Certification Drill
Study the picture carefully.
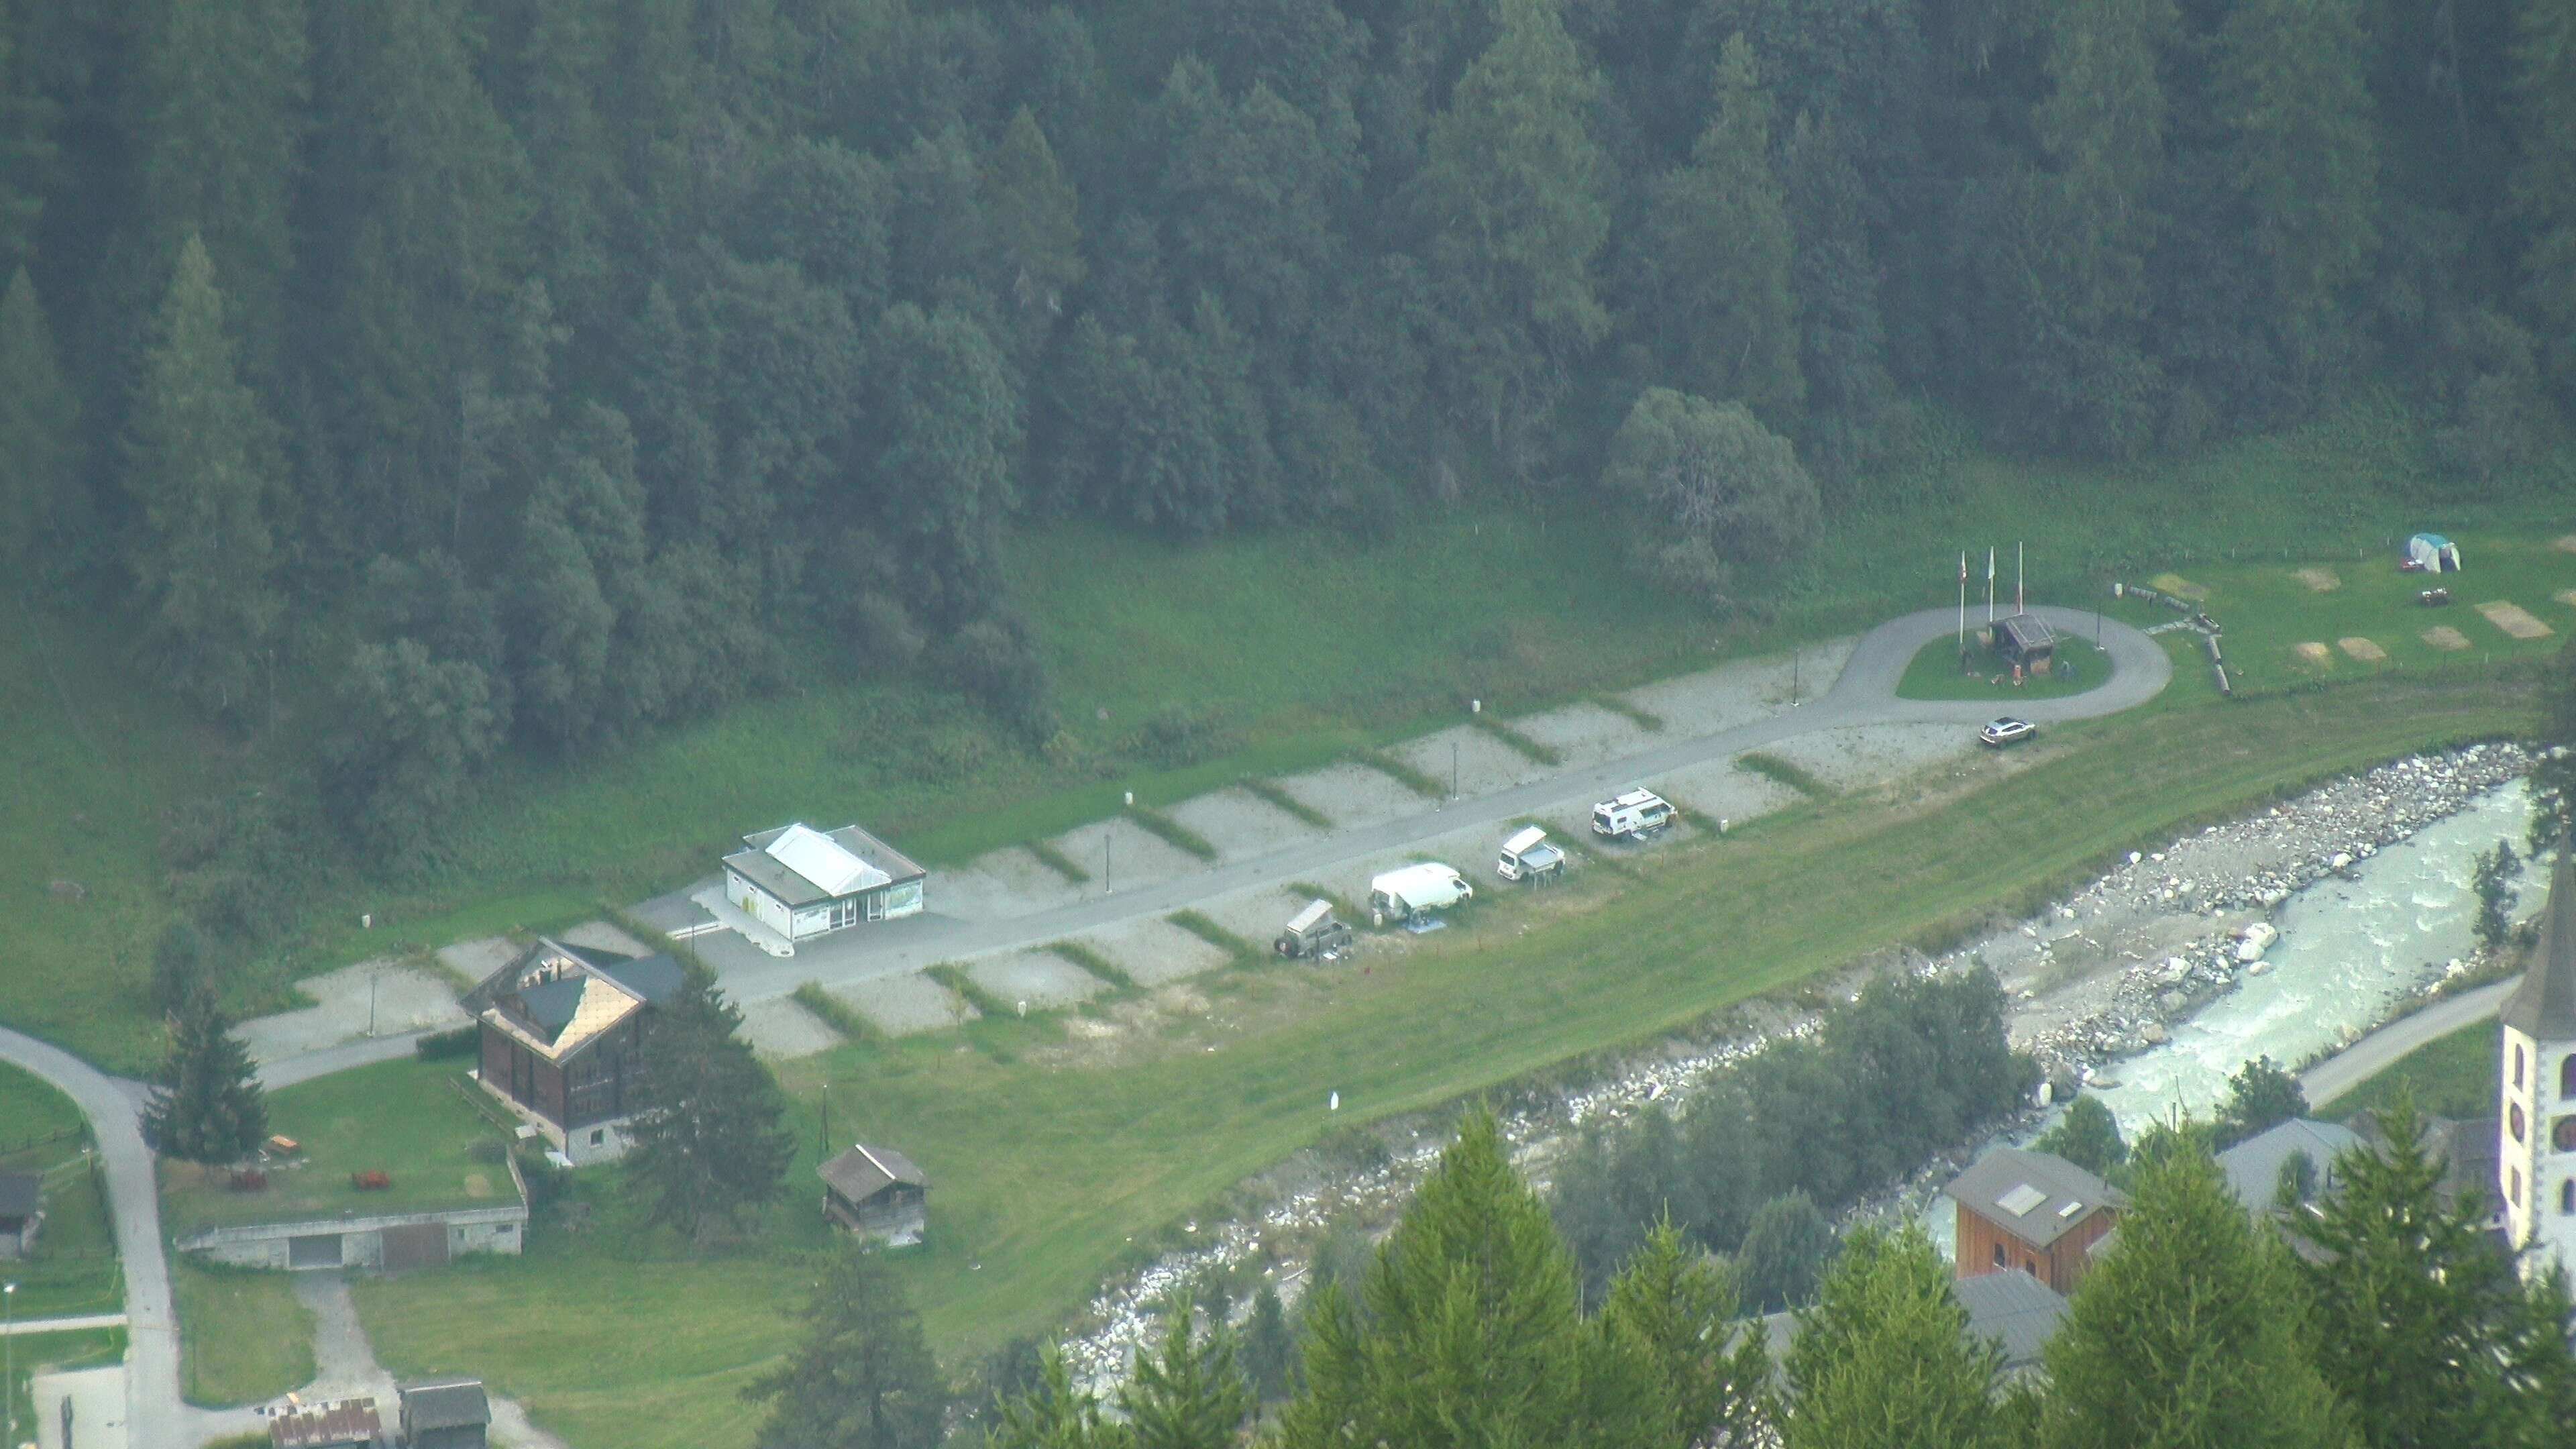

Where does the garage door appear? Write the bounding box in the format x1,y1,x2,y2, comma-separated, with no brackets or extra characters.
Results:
287,1232,343,1268
381,1222,449,1272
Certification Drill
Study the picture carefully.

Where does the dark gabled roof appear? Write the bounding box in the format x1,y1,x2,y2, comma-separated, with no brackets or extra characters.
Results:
1943,1147,2126,1250
1954,1270,2069,1371
400,1377,490,1430
599,954,684,1004
475,937,686,1065
2504,849,2576,1040
0,1169,40,1219
1995,612,2058,651
270,1397,380,1449
819,1143,927,1203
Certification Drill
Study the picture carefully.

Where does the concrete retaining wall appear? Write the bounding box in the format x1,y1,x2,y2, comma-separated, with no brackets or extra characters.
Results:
178,1201,529,1271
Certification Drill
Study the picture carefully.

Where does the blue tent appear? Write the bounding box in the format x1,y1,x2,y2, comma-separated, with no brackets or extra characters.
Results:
2407,533,2462,573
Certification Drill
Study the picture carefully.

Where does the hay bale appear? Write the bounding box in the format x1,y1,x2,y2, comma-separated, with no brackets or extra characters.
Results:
46,879,86,902
2294,642,2333,665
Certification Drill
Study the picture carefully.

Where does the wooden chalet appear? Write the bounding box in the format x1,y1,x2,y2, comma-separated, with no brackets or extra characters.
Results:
467,937,685,1163
820,1142,928,1246
0,1169,40,1258
398,1376,490,1449
1943,1146,2125,1296
1985,612,2059,674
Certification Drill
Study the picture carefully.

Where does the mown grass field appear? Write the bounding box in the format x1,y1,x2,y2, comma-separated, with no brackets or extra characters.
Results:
1,1326,127,1434
2320,1018,2504,1126
172,1260,315,1406
355,667,2536,1449
161,1057,510,1234
0,1061,121,1321
1895,633,2115,702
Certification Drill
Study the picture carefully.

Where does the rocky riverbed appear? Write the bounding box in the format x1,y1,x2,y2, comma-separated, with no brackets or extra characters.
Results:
1052,741,2532,1393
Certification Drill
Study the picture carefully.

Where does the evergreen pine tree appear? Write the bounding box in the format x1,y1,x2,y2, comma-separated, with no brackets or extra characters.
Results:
979,108,1085,357
2300,1091,2544,1449
989,1350,1128,1449
1778,1226,2005,1449
1735,1191,1837,1311
1273,1111,1650,1449
1120,1307,1253,1449
0,264,77,584
1598,1222,1768,1448
2512,0,2576,392
2214,0,2378,396
745,1246,948,1449
1636,34,1803,419
123,234,284,720
1407,0,1611,470
1241,1283,1295,1403
2040,1132,2348,1449
626,965,796,1244
141,1000,268,1167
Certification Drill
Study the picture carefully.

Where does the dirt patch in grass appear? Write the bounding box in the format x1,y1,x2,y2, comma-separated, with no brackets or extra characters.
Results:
2294,567,2341,592
2423,626,2471,651
2555,535,2576,554
2475,600,2553,639
2337,637,2386,661
2148,572,2210,601
2555,589,2576,609
2294,641,2333,665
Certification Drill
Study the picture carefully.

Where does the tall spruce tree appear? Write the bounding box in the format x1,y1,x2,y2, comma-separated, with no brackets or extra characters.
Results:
2300,1093,2551,1449
123,235,283,720
1120,1307,1254,1449
0,264,76,583
745,1246,947,1449
1407,0,1611,470
141,1001,268,1167
1635,34,1803,420
625,966,796,1244
1778,1226,2006,1449
1597,1222,1768,1448
1273,1111,1654,1449
2214,0,2378,396
2040,1131,2349,1449
2512,0,2576,391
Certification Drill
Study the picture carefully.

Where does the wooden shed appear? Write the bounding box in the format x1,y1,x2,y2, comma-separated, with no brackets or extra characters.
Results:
1985,612,2059,674
1943,1146,2124,1297
820,1143,928,1247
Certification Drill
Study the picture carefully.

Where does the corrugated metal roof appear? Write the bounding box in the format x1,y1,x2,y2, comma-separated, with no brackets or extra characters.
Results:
399,1378,489,1431
270,1397,380,1448
819,1142,927,1202
1955,1271,2068,1369
767,822,890,897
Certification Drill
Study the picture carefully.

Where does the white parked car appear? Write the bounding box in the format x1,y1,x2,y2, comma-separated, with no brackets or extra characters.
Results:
1592,788,1674,841
1368,862,1473,922
1497,826,1565,883
1980,716,2037,747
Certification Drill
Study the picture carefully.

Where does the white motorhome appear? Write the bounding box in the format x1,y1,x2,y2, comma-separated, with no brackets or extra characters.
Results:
1591,788,1674,841
1368,862,1473,923
1497,826,1564,883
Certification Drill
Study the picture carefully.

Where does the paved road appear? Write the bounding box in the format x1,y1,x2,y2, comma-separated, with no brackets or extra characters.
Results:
2302,976,2516,1108
641,604,2174,1004
0,1026,183,1449
0,1311,127,1336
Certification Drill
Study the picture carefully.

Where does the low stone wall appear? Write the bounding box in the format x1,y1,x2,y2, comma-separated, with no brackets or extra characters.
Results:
178,1201,529,1271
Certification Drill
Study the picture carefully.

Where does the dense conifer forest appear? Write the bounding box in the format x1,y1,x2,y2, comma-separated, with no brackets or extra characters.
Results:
0,0,2570,861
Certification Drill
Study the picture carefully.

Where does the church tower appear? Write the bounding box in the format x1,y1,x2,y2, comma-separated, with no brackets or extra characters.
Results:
2500,849,2576,1273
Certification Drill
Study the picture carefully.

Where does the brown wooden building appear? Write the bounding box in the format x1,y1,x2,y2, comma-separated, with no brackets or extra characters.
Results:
820,1142,928,1247
1985,612,2060,674
1943,1146,2125,1296
468,938,685,1164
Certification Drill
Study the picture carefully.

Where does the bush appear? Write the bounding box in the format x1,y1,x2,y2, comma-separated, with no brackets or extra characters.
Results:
414,1025,481,1061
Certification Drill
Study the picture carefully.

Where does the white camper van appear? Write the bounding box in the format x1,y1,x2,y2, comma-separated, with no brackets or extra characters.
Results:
1497,826,1565,883
1591,788,1674,841
1368,862,1473,923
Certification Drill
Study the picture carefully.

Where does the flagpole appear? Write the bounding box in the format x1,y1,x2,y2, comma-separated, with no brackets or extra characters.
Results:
1957,551,1966,653
2017,541,2024,616
1986,547,1996,624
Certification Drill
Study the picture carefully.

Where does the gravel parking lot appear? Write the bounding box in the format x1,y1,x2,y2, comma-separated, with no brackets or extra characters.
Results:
1509,701,1656,769
1390,725,1546,797
737,996,844,1059
1621,637,1857,733
1756,721,1980,792
941,847,1088,920
1167,787,1328,861
1273,759,1426,829
1072,915,1235,987
826,971,978,1034
236,961,469,1065
434,934,519,988
1052,816,1206,896
967,949,1114,1009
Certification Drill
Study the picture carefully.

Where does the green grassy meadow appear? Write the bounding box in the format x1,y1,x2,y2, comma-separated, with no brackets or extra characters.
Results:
172,1260,315,1406
0,1061,121,1321
161,1057,511,1234
2320,1018,2504,1126
354,667,2536,1449
1,1326,127,1434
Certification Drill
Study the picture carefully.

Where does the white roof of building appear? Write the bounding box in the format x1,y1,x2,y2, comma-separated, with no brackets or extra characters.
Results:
1372,862,1463,894
766,822,890,897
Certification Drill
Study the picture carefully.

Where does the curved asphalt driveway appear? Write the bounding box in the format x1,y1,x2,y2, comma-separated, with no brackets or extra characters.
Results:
655,604,2174,1006
0,1026,182,1449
